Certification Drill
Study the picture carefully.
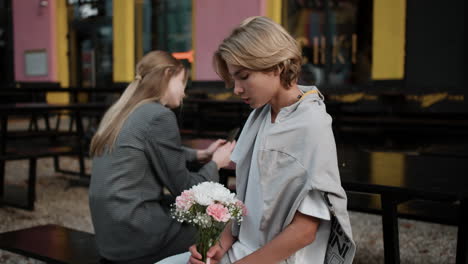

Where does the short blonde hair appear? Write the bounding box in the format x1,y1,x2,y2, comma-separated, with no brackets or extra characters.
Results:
213,16,302,88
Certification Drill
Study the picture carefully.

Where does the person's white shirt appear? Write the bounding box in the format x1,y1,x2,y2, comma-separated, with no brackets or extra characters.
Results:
226,104,330,264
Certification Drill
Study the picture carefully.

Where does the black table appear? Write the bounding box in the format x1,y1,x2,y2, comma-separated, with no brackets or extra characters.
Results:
0,87,124,103
0,103,109,209
0,102,110,114
180,98,250,138
0,102,110,153
337,145,468,264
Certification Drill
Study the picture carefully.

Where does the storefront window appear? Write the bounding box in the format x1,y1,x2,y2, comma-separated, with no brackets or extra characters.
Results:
135,0,192,68
284,0,372,86
68,0,113,88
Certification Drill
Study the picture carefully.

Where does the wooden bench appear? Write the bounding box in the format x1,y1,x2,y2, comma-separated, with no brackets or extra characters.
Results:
0,224,101,264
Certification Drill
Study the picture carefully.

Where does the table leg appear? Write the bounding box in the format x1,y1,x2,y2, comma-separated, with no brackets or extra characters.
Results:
69,115,75,132
381,193,400,264
44,113,51,131
0,116,7,198
75,112,86,178
0,159,3,198
55,113,61,130
27,158,36,210
456,197,468,264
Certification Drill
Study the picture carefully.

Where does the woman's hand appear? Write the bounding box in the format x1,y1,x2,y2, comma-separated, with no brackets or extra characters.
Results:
211,141,236,169
188,243,227,264
197,139,226,163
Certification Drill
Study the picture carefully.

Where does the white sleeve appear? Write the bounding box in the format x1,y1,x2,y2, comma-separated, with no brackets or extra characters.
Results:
297,190,331,221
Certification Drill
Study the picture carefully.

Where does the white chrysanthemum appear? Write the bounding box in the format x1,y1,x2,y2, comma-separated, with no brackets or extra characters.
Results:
210,186,235,204
191,182,235,205
192,191,214,206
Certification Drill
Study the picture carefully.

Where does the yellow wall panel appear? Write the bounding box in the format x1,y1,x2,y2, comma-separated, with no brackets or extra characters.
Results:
372,0,406,80
135,0,144,63
191,0,196,80
266,0,282,25
113,0,135,82
369,152,405,208
371,152,405,186
48,0,69,103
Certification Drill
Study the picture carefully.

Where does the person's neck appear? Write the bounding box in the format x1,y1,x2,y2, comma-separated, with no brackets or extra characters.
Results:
270,83,302,123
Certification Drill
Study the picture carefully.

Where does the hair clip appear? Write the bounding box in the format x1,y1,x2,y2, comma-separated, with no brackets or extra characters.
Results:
135,75,142,81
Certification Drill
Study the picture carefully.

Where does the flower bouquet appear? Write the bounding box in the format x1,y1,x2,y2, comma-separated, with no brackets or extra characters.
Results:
171,182,247,263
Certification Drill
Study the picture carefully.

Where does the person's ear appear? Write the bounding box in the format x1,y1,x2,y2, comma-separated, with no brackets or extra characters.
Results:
274,64,284,76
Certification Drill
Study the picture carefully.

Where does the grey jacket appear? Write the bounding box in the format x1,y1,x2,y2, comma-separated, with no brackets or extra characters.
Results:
231,86,355,264
89,102,219,261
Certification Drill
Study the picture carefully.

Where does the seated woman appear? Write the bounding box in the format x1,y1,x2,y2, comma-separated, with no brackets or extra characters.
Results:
158,16,356,264
88,51,235,264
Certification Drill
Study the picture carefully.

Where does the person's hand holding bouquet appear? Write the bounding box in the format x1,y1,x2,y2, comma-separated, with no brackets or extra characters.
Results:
171,182,247,264
189,241,226,264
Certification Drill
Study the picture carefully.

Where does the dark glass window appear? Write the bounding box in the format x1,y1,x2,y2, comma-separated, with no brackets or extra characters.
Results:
68,0,113,88
0,0,13,85
135,0,192,68
284,0,372,86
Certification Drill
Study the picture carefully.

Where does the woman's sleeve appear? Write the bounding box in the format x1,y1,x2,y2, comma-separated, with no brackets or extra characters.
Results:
144,111,219,195
181,146,197,162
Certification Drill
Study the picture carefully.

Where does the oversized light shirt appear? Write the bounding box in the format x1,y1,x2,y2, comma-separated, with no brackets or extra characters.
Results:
226,103,331,264
229,86,356,264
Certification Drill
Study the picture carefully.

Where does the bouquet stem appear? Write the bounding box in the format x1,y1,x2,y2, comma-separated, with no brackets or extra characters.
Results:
196,227,216,263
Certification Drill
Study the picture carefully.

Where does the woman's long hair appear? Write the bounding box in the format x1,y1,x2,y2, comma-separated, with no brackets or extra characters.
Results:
90,51,187,157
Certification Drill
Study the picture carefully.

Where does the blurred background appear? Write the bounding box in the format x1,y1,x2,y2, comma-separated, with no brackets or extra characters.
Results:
0,0,466,263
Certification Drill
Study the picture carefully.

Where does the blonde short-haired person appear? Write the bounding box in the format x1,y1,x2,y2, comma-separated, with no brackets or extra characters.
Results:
89,51,235,264
157,16,355,264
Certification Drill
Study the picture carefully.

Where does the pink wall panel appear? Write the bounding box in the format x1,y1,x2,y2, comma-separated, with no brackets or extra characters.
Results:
194,0,263,80
13,0,57,82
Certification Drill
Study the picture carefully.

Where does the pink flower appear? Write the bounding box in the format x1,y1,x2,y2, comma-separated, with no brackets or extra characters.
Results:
176,190,194,211
236,200,248,216
206,203,231,222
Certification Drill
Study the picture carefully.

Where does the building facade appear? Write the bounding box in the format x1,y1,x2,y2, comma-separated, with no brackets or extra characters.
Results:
1,0,465,109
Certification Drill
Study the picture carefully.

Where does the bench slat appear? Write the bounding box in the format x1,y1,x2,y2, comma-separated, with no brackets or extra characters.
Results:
0,224,100,264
